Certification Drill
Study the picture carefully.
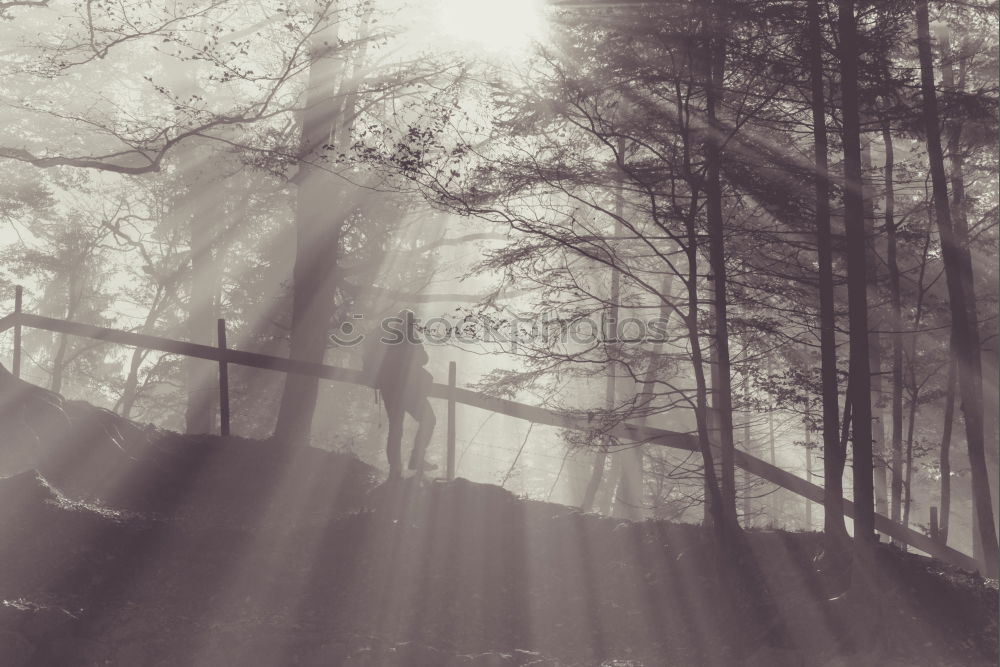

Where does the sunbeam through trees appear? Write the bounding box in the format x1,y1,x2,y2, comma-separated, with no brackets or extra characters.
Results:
0,0,997,665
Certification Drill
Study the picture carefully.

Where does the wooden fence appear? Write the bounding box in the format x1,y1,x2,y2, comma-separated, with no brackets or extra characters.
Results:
0,286,980,572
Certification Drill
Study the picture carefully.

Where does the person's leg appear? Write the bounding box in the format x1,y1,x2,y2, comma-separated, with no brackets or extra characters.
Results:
384,392,404,480
406,397,436,472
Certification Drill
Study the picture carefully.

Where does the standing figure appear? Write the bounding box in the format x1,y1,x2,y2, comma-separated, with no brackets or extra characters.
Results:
363,312,437,480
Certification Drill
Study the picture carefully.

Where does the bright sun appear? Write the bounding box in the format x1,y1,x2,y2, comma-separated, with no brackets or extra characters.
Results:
435,0,546,54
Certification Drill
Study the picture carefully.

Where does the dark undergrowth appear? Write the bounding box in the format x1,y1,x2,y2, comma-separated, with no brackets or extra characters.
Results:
0,390,995,667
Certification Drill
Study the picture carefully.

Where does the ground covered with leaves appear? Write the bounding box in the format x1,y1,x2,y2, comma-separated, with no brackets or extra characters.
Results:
0,387,996,666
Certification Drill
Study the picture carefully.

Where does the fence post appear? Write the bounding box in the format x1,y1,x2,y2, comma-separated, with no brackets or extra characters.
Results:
217,318,230,437
12,285,22,378
447,360,456,481
930,506,939,543
805,444,812,530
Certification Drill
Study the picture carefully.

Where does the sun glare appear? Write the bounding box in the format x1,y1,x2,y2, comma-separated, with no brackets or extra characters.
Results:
435,0,545,54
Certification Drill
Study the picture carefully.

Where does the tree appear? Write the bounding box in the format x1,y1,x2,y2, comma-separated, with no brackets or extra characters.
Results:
914,0,998,575
805,0,848,544
837,0,876,545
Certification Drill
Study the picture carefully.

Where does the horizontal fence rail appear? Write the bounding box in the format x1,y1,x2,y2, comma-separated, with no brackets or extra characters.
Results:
0,309,979,572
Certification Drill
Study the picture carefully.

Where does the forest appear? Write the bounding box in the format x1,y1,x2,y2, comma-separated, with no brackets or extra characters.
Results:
0,0,997,665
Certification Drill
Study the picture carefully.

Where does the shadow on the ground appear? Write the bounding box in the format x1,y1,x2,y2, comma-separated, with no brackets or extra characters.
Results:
0,384,995,667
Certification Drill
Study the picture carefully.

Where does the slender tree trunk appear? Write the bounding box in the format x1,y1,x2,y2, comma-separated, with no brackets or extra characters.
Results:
672,16,733,543
614,414,646,519
901,370,919,540
614,446,645,519
840,377,853,456
50,273,81,394
704,4,737,525
687,235,730,541
118,287,169,419
768,366,776,466
884,123,904,533
863,141,889,518
895,216,935,553
743,373,752,525
581,450,607,513
706,327,720,527
625,264,679,518
609,139,645,521
936,27,959,550
120,349,145,419
938,24,984,554
598,454,621,516
838,0,876,544
915,0,998,575
901,321,929,545
767,359,777,520
805,412,813,529
807,0,848,542
938,27,972,297
681,180,731,539
634,272,677,425
585,147,625,514
939,349,956,545
50,333,69,394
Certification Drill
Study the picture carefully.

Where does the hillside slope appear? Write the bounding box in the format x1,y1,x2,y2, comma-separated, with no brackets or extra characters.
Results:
0,379,995,666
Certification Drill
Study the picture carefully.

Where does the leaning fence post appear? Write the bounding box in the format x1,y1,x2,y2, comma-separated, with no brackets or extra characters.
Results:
930,506,939,543
447,360,456,481
12,285,22,378
217,318,230,437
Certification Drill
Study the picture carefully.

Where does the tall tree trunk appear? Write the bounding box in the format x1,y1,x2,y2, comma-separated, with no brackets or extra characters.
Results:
938,27,971,286
863,141,889,518
609,140,646,521
686,227,730,541
915,0,998,575
672,12,732,543
274,5,379,447
680,168,729,539
704,3,737,527
837,0,876,544
937,22,979,551
701,15,778,630
884,123,904,533
807,0,848,542
272,19,349,447
185,188,219,435
898,236,933,550
584,146,625,514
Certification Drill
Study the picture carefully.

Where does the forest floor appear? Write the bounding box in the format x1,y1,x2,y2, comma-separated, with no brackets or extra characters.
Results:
0,392,996,667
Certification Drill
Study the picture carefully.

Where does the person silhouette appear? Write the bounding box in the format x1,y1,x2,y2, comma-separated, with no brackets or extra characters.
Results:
363,311,437,480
